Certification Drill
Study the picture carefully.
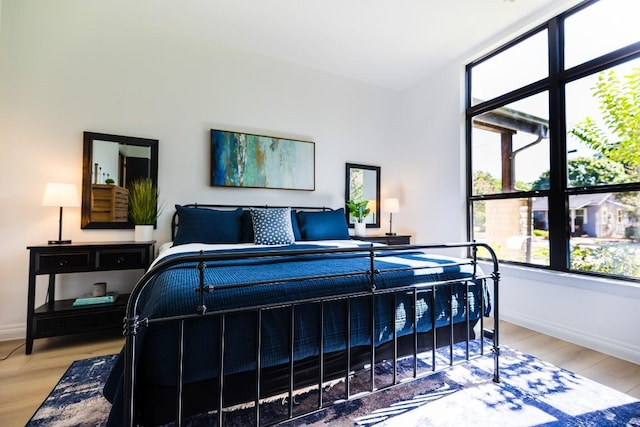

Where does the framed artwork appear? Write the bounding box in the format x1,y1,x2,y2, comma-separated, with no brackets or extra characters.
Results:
210,129,315,191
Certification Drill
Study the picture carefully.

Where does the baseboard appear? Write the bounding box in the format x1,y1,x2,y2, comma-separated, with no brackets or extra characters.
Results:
502,310,640,365
0,323,25,342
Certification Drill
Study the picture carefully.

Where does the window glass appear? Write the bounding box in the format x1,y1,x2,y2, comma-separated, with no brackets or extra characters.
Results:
565,0,640,69
472,92,550,194
566,58,640,188
471,30,548,105
468,0,640,280
472,197,549,265
569,191,640,279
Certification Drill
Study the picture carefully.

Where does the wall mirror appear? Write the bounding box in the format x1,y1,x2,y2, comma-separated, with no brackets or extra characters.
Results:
345,163,380,228
81,131,158,229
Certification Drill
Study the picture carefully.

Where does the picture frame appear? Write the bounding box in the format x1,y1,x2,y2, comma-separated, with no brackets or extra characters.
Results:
210,129,315,191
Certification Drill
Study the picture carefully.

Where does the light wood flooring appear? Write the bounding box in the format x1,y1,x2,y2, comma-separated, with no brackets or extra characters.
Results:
1,321,639,426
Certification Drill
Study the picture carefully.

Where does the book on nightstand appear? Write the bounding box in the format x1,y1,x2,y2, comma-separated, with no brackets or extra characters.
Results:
72,291,120,307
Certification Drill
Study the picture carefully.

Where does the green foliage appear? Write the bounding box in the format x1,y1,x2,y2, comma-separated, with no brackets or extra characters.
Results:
515,180,533,191
473,171,501,195
129,178,163,225
346,200,370,223
571,243,640,278
531,156,631,190
532,245,549,262
570,67,640,172
626,226,639,241
533,229,548,239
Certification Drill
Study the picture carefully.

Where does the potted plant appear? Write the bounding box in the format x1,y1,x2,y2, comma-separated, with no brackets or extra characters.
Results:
129,178,163,241
346,200,370,236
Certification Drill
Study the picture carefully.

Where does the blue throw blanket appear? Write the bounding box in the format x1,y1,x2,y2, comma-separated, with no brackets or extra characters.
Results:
104,243,490,425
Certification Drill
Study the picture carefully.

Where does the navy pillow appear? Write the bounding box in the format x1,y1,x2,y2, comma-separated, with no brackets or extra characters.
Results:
173,205,243,246
290,210,302,241
297,208,350,241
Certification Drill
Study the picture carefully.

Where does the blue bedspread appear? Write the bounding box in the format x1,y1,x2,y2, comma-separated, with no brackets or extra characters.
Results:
104,242,491,424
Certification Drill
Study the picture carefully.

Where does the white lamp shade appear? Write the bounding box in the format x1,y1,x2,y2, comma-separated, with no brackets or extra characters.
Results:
42,183,80,207
382,198,400,213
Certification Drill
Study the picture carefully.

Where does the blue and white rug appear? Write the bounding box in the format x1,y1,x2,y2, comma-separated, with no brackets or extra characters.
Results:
27,354,117,426
27,346,640,426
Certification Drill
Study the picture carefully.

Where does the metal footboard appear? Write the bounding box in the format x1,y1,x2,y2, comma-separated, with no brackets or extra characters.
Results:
122,242,500,426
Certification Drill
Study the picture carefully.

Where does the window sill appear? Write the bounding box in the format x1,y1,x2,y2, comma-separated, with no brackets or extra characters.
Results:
478,261,640,299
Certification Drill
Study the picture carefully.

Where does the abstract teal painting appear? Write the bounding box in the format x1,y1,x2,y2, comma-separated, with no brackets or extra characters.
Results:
210,130,315,190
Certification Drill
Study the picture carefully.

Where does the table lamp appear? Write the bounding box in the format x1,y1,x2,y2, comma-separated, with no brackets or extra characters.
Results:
382,198,400,236
42,183,80,244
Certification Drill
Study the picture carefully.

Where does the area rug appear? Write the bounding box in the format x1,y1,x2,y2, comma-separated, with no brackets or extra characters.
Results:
27,345,640,426
27,354,117,426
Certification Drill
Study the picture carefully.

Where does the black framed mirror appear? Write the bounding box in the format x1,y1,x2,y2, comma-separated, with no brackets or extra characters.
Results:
81,132,158,229
345,163,380,228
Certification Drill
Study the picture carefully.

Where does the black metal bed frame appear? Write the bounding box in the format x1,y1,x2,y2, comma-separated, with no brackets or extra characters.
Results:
120,239,500,426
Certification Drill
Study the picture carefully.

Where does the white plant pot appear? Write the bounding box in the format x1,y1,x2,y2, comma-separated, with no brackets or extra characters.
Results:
354,222,367,237
134,225,154,242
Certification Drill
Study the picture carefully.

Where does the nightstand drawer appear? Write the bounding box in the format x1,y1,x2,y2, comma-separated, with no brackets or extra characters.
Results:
34,307,125,336
96,248,148,270
354,235,411,245
35,252,92,274
384,235,411,245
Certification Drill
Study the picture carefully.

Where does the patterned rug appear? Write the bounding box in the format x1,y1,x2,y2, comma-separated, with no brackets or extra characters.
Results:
27,345,640,426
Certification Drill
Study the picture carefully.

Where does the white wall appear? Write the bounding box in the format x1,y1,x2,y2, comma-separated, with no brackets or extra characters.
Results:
497,264,640,364
0,1,401,339
396,63,467,244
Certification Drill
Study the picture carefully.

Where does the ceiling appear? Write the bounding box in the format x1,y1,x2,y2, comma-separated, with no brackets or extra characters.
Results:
141,0,580,91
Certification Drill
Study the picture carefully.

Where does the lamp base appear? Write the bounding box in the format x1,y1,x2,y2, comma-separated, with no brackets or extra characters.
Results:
385,232,396,236
48,239,72,245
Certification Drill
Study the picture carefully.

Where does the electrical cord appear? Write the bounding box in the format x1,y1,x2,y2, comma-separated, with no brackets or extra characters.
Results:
0,341,25,361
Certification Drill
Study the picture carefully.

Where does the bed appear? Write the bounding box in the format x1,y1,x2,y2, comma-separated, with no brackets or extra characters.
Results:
103,204,500,426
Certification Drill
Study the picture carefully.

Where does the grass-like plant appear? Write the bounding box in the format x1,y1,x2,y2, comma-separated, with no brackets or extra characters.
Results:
128,178,163,225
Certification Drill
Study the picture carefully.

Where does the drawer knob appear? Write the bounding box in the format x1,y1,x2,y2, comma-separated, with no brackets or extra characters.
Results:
58,259,69,267
117,256,125,264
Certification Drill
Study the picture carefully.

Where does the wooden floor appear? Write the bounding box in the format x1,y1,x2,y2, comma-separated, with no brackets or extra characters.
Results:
1,321,639,426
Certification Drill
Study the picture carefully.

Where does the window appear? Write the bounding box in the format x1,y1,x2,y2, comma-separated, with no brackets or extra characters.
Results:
466,0,640,281
470,30,548,105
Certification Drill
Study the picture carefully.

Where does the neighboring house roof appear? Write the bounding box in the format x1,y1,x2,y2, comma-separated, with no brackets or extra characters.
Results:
532,193,616,211
569,193,612,210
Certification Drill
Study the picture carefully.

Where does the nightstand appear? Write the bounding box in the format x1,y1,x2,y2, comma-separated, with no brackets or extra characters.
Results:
25,241,155,354
353,234,411,245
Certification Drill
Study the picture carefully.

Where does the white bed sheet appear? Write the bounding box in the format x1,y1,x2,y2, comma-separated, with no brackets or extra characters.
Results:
152,240,380,269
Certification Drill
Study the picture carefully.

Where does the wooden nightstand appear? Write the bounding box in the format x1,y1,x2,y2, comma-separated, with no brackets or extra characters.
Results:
353,234,411,245
25,241,155,354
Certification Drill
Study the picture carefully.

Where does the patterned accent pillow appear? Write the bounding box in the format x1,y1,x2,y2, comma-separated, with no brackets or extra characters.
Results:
250,207,295,245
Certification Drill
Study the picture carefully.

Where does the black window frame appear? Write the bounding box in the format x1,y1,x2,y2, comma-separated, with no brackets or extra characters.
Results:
466,0,640,282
